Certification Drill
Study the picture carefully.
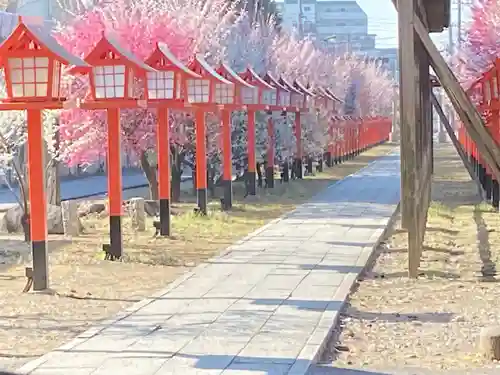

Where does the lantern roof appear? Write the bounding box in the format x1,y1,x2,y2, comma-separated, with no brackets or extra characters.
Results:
324,87,344,103
263,72,288,91
84,33,155,72
0,19,90,72
188,54,232,85
240,67,275,90
216,63,254,88
294,80,314,97
279,76,302,95
312,86,329,98
145,42,201,78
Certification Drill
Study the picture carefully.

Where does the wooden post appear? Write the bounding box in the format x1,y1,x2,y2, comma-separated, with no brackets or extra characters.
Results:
247,109,257,195
27,109,49,291
221,110,233,209
107,108,123,260
295,112,303,178
398,0,417,230
195,109,208,214
266,113,275,188
157,107,171,236
398,0,420,277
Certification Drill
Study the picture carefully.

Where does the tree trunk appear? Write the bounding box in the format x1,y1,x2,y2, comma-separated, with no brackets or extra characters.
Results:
171,146,183,202
140,151,158,200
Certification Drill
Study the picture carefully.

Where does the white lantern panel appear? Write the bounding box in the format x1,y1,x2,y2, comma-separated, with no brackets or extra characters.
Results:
279,91,290,106
215,83,234,104
291,93,301,107
93,64,126,99
147,71,175,100
241,86,257,105
494,77,499,99
270,90,277,105
8,56,51,97
187,78,210,103
261,90,272,105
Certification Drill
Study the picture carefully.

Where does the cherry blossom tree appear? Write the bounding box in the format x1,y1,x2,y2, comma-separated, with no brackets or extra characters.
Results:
53,0,394,201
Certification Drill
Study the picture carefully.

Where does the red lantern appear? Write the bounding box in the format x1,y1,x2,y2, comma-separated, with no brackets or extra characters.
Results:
0,17,90,291
144,42,201,105
240,67,276,111
293,80,314,112
144,42,203,236
186,55,234,214
0,18,89,104
279,76,303,111
187,54,234,107
83,33,154,103
263,72,290,111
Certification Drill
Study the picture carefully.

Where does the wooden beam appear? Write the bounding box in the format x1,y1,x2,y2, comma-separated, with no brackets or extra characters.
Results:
398,0,420,277
431,91,484,197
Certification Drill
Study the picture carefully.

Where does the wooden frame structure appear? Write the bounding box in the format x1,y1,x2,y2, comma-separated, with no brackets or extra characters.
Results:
395,0,500,277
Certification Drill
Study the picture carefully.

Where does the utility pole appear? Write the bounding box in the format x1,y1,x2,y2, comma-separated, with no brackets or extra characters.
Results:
457,0,462,48
298,0,304,38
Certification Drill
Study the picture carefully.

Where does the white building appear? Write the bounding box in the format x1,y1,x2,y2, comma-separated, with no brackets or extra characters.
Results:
277,0,375,54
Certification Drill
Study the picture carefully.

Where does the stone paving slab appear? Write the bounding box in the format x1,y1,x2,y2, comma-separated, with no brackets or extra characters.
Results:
18,152,401,375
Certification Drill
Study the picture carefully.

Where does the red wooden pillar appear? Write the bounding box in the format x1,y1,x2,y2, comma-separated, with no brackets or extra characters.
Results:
107,108,123,260
295,112,303,179
157,107,171,236
266,113,275,188
27,109,49,291
221,110,233,209
328,119,334,166
195,109,208,214
247,109,257,195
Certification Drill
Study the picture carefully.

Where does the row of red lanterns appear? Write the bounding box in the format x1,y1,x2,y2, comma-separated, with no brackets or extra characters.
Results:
0,18,389,291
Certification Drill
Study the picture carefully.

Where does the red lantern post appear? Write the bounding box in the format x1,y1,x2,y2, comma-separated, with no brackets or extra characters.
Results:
144,42,201,235
0,18,90,290
240,67,276,194
216,63,258,209
187,55,234,215
80,34,155,260
294,80,316,172
263,72,290,186
279,77,306,175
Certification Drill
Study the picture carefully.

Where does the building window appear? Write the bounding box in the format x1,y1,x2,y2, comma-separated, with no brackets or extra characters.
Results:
336,22,346,26
304,6,311,11
325,8,332,12
340,7,346,12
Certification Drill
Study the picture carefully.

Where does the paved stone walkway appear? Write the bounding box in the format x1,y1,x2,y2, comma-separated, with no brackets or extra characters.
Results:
18,152,401,375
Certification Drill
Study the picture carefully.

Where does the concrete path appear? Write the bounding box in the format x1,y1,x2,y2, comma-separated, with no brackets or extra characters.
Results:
18,152,401,375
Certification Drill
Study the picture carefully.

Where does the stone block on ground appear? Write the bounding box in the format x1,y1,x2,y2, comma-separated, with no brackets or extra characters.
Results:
129,198,146,231
480,326,500,360
47,204,64,234
78,202,106,217
62,200,81,236
2,205,24,233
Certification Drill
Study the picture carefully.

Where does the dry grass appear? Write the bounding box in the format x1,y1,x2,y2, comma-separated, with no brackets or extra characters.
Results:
0,144,394,371
325,143,500,373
